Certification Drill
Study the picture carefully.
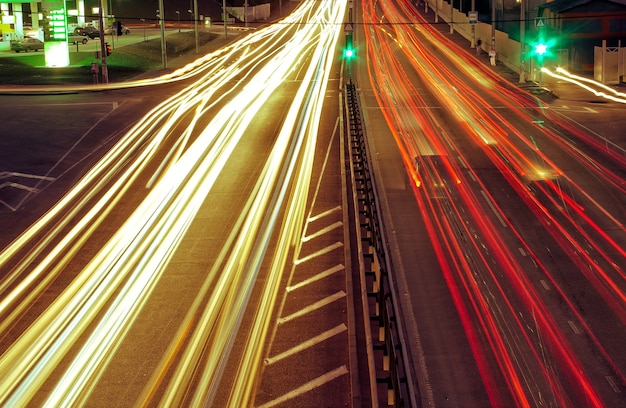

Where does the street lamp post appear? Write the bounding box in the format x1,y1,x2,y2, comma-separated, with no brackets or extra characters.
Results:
450,0,454,34
97,0,108,83
471,0,476,48
176,10,180,32
223,0,227,38
245,0,248,28
141,18,147,42
157,1,167,69
194,0,199,53
491,0,496,53
519,0,527,82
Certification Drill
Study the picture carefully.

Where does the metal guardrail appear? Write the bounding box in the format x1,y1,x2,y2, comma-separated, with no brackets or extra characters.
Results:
345,81,417,407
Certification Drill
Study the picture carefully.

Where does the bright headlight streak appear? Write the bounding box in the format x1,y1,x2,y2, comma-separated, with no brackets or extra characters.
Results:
0,26,293,273
13,2,342,404
136,4,344,407
0,7,298,273
0,15,304,408
542,67,626,104
3,1,344,404
159,16,338,408
0,9,298,324
228,11,344,407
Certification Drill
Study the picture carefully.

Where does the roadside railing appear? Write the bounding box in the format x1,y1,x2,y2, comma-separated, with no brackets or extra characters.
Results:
345,81,417,407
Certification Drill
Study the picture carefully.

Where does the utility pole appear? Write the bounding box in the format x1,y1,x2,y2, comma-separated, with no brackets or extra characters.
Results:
194,0,199,53
470,0,475,48
223,0,228,38
491,0,496,52
245,0,248,29
98,0,108,83
519,0,526,82
450,0,454,34
158,0,167,69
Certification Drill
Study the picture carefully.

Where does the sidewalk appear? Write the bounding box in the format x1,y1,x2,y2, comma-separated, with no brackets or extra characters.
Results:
417,5,625,107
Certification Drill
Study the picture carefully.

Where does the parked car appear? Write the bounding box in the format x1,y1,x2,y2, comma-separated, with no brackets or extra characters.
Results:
81,26,101,39
104,24,130,35
68,34,88,44
10,37,44,52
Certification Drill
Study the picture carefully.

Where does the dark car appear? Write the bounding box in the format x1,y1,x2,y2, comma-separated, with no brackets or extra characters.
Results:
10,37,44,53
81,26,100,39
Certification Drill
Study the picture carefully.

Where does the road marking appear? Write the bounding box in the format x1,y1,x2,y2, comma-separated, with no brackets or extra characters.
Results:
0,173,58,210
302,221,343,242
265,324,348,365
568,320,581,334
605,375,620,393
0,182,40,193
0,172,56,181
551,106,600,114
295,241,343,265
256,365,348,408
307,205,341,222
480,190,507,227
518,247,527,256
278,291,346,324
287,264,344,292
15,102,120,110
540,280,550,290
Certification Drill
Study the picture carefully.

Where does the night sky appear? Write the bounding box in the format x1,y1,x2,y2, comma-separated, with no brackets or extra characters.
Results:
85,0,227,23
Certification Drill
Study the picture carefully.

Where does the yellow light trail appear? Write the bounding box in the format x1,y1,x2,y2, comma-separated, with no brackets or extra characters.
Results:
0,0,348,405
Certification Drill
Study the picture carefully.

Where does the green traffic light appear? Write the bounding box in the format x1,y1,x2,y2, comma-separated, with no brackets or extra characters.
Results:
344,33,354,59
535,43,548,56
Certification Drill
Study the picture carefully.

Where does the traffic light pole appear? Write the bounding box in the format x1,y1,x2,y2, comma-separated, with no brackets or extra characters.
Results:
159,0,167,69
519,0,526,83
491,0,496,55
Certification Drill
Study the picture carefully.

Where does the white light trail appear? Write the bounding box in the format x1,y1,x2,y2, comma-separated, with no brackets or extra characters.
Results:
542,67,626,104
0,0,348,405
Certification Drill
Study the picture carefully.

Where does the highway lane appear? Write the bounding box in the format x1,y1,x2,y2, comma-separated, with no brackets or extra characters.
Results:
0,1,355,406
356,0,625,406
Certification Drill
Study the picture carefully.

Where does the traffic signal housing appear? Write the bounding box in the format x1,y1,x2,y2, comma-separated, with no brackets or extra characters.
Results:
344,33,355,60
106,42,111,56
530,37,557,60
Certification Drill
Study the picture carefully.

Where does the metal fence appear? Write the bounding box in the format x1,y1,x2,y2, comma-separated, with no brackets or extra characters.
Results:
345,81,417,407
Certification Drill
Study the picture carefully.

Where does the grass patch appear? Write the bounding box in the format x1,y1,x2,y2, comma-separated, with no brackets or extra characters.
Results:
0,31,218,85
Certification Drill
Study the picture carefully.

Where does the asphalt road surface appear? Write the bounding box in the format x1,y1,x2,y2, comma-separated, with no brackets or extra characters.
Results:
355,0,625,406
0,2,362,406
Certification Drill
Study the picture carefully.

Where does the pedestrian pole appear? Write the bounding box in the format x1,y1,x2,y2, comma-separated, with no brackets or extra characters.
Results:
519,0,528,84
470,0,475,48
194,0,199,53
159,0,167,69
223,0,228,38
98,0,108,83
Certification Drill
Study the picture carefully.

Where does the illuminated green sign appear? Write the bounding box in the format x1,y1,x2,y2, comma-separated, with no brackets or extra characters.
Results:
43,2,70,67
49,7,68,41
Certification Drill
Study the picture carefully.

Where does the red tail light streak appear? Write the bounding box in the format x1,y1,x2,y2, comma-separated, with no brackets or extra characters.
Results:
363,0,624,405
